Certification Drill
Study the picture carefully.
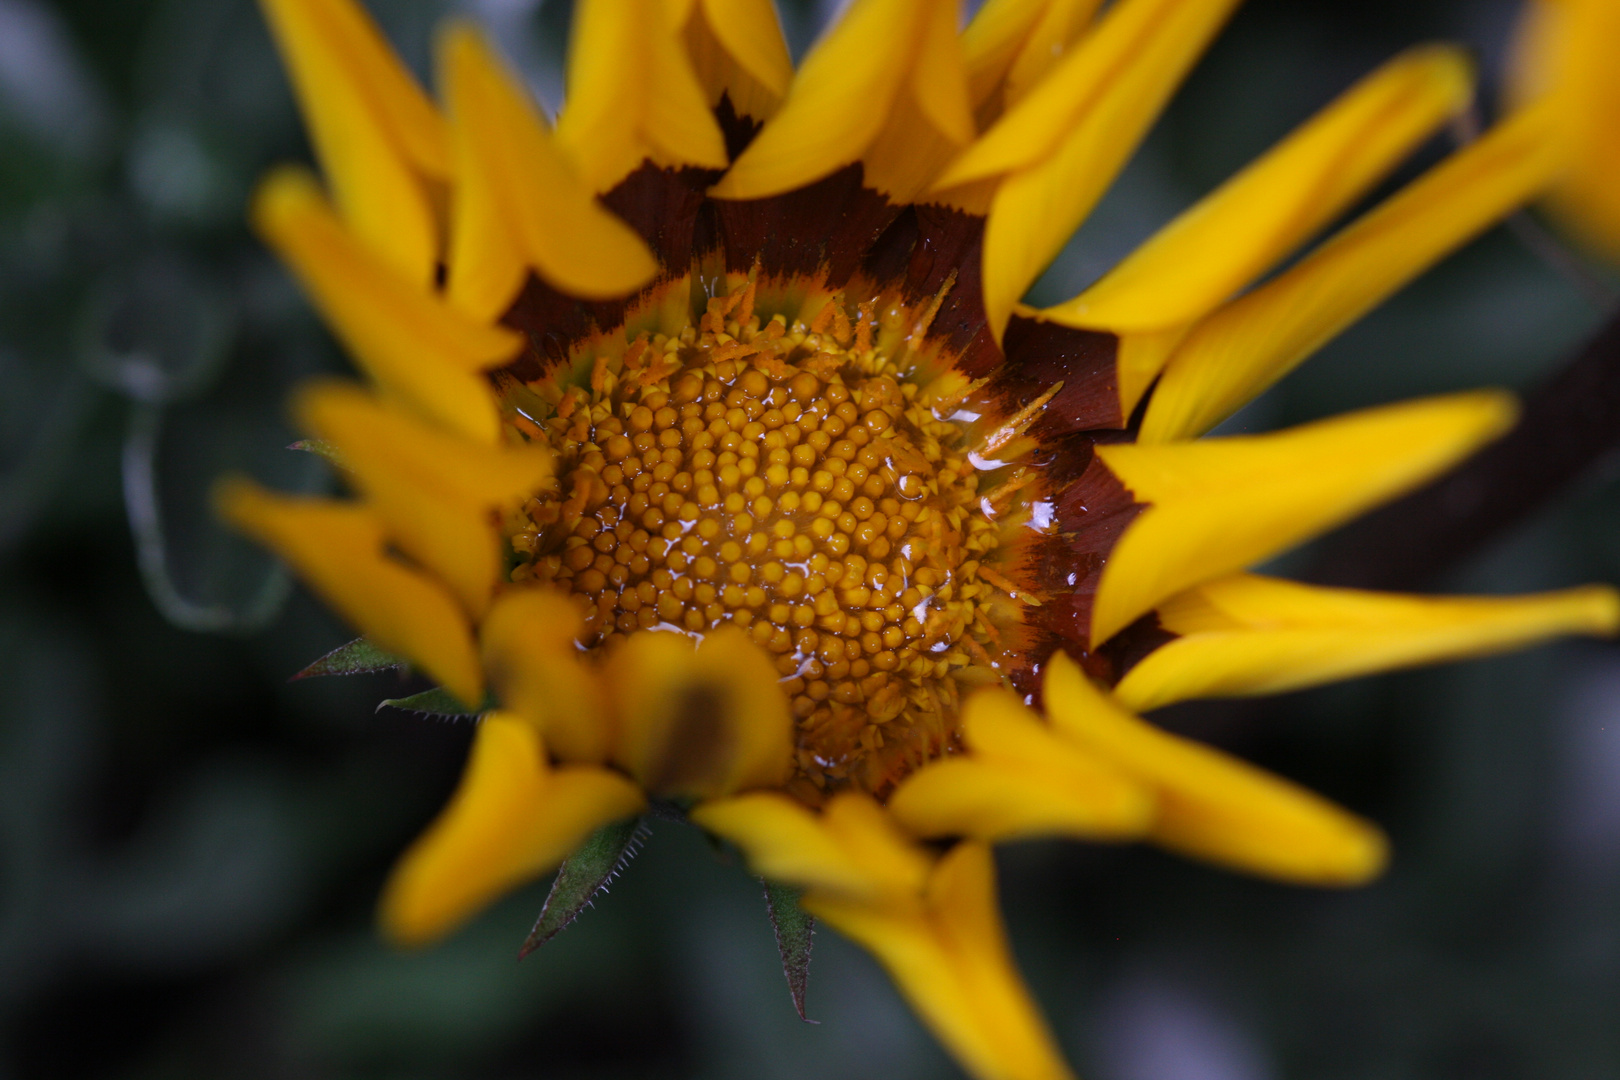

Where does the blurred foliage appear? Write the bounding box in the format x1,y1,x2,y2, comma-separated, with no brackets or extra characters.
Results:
3,0,1620,1077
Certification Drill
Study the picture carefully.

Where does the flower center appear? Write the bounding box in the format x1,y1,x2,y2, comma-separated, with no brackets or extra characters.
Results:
503,286,1010,800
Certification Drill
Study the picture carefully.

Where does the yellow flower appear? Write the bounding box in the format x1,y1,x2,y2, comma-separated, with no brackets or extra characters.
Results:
221,0,1620,1077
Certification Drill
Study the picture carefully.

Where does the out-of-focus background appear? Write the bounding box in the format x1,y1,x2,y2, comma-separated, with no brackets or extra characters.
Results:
3,0,1619,1076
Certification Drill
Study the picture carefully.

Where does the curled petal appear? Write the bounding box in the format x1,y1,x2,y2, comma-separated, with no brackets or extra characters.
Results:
251,169,517,443
439,23,659,310
711,0,927,199
1140,105,1562,442
257,0,446,283
481,588,611,764
379,713,645,946
1045,654,1388,885
684,0,793,120
805,843,1075,1080
1116,574,1620,712
295,381,552,613
693,790,933,902
609,627,792,798
1091,391,1518,646
940,0,1242,335
556,0,728,192
1043,45,1475,334
216,479,482,707
889,688,1153,841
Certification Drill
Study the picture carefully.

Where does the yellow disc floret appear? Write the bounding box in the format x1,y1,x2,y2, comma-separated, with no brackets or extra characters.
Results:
503,285,1008,800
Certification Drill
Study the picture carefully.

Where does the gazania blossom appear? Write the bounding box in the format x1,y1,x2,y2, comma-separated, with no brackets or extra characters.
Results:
221,0,1620,1076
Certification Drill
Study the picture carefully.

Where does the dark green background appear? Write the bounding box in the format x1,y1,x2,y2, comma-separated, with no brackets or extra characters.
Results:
4,0,1619,1076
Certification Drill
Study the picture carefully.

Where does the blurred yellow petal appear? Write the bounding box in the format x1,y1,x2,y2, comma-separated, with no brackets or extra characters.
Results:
710,0,926,199
257,0,446,285
1508,0,1620,261
251,168,515,444
644,4,733,168
1044,45,1474,333
806,843,1075,1080
1045,653,1387,885
1091,391,1517,646
819,792,935,896
1140,105,1562,442
999,0,1104,113
555,0,651,189
938,0,1236,187
557,0,727,191
439,23,659,308
1114,322,1190,421
962,0,1050,111
889,688,1153,841
860,0,977,201
608,627,791,798
957,0,1242,335
1116,574,1620,712
295,381,551,614
216,478,483,706
378,713,646,946
908,0,975,147
700,0,793,102
690,792,891,900
481,589,612,764
682,0,794,121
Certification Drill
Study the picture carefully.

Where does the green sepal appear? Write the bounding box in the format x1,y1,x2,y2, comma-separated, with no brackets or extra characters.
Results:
288,438,345,468
293,637,406,680
519,816,648,959
763,879,817,1023
377,686,493,717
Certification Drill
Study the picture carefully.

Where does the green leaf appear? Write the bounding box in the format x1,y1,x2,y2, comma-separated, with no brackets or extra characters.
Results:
293,637,407,680
763,879,817,1023
377,686,487,717
520,817,648,959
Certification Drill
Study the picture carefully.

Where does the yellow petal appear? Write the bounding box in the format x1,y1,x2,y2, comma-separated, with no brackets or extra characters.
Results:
961,0,1243,335
1090,391,1518,646
690,792,896,900
709,0,926,199
608,627,791,798
1115,574,1620,712
908,0,976,147
682,0,793,122
999,0,1105,112
697,0,793,107
819,792,935,897
1044,45,1474,333
1114,322,1190,421
257,0,446,285
859,0,977,201
962,0,1051,111
378,713,646,946
805,843,1075,1080
555,0,651,190
644,4,734,168
439,23,659,308
251,168,516,444
1140,104,1563,443
1045,653,1387,884
556,0,728,191
294,380,552,614
480,588,612,764
216,478,483,706
1508,0,1620,261
888,688,1153,841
